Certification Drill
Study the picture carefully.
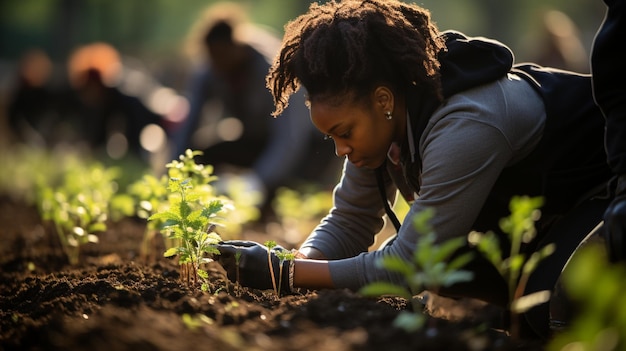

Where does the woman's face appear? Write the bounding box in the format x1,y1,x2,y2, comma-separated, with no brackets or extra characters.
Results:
309,88,399,170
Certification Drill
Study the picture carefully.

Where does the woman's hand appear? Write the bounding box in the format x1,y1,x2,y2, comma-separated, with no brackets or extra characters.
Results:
215,240,291,293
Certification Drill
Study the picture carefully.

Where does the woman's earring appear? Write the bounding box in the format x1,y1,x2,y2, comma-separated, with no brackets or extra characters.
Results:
385,111,393,120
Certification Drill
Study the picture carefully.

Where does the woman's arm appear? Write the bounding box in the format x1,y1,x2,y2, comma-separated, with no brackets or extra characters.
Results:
298,161,390,259
293,259,334,289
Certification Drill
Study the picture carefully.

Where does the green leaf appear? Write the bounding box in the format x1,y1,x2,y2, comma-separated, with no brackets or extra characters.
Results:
447,252,474,272
204,246,220,256
474,231,502,268
197,269,208,279
393,311,426,332
359,282,412,300
511,290,551,313
148,211,180,222
206,232,222,242
179,200,192,220
430,237,465,263
88,222,107,233
508,255,525,275
164,247,179,257
441,270,474,287
376,255,414,276
205,200,224,215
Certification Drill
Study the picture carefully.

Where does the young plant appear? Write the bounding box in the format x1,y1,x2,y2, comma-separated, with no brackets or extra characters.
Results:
113,172,170,262
275,248,296,296
264,240,279,295
38,156,120,265
468,195,554,337
140,149,221,262
360,208,475,332
261,240,296,296
166,149,261,240
149,177,225,291
234,250,242,296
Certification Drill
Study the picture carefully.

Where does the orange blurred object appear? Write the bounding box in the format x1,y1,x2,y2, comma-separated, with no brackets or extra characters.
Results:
67,42,121,88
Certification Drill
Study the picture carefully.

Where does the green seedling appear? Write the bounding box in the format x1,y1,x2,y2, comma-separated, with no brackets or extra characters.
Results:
141,149,223,263
264,240,279,295
149,177,225,291
117,149,218,262
165,149,262,241
275,248,296,296
468,195,553,338
360,208,474,332
38,156,120,265
262,240,295,296
114,172,170,262
234,250,242,296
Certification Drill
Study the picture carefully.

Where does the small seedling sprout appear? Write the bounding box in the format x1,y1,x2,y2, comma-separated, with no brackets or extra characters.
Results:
149,176,225,290
275,248,296,296
38,156,119,265
234,250,242,296
264,240,279,295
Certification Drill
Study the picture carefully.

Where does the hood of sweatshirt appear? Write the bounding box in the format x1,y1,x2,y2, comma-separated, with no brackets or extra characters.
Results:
397,31,515,194
439,30,514,98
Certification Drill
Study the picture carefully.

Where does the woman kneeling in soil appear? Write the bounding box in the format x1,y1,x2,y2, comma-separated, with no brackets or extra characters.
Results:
216,0,614,340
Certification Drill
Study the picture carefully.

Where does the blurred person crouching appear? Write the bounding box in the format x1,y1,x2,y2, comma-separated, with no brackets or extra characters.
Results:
59,42,187,170
172,2,343,220
6,49,60,148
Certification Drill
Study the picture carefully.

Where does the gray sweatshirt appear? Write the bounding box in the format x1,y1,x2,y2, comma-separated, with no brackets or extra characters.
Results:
300,73,545,290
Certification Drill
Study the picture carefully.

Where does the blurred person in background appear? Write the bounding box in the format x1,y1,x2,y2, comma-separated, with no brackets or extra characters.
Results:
6,49,61,147
531,10,589,73
171,2,343,218
58,42,186,168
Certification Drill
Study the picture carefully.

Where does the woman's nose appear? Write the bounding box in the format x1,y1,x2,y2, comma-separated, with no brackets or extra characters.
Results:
335,142,351,158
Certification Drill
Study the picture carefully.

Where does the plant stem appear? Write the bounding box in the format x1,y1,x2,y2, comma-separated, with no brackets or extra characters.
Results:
267,250,277,295
278,261,284,296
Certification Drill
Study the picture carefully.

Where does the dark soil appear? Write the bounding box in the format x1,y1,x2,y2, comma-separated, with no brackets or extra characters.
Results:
0,196,546,351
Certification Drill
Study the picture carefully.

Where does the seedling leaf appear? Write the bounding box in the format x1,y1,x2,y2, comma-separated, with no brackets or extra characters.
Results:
375,255,414,276
360,282,412,300
164,247,179,257
511,290,551,313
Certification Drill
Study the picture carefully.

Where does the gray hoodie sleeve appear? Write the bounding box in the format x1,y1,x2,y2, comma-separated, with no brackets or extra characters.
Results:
299,160,391,259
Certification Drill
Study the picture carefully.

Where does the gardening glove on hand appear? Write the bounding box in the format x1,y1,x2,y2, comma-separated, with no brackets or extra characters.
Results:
604,174,626,263
216,240,292,294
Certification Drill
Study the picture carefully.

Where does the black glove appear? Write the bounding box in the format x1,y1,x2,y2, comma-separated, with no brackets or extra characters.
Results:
216,240,292,294
604,191,626,263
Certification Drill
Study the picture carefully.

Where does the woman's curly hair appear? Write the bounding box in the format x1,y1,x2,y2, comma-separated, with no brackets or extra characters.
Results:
266,0,446,117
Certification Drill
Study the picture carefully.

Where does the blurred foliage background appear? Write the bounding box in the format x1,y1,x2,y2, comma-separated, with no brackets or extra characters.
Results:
0,0,607,84
0,0,608,173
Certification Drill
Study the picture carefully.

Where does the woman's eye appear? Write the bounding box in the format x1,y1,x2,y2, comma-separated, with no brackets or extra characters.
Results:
323,130,350,140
